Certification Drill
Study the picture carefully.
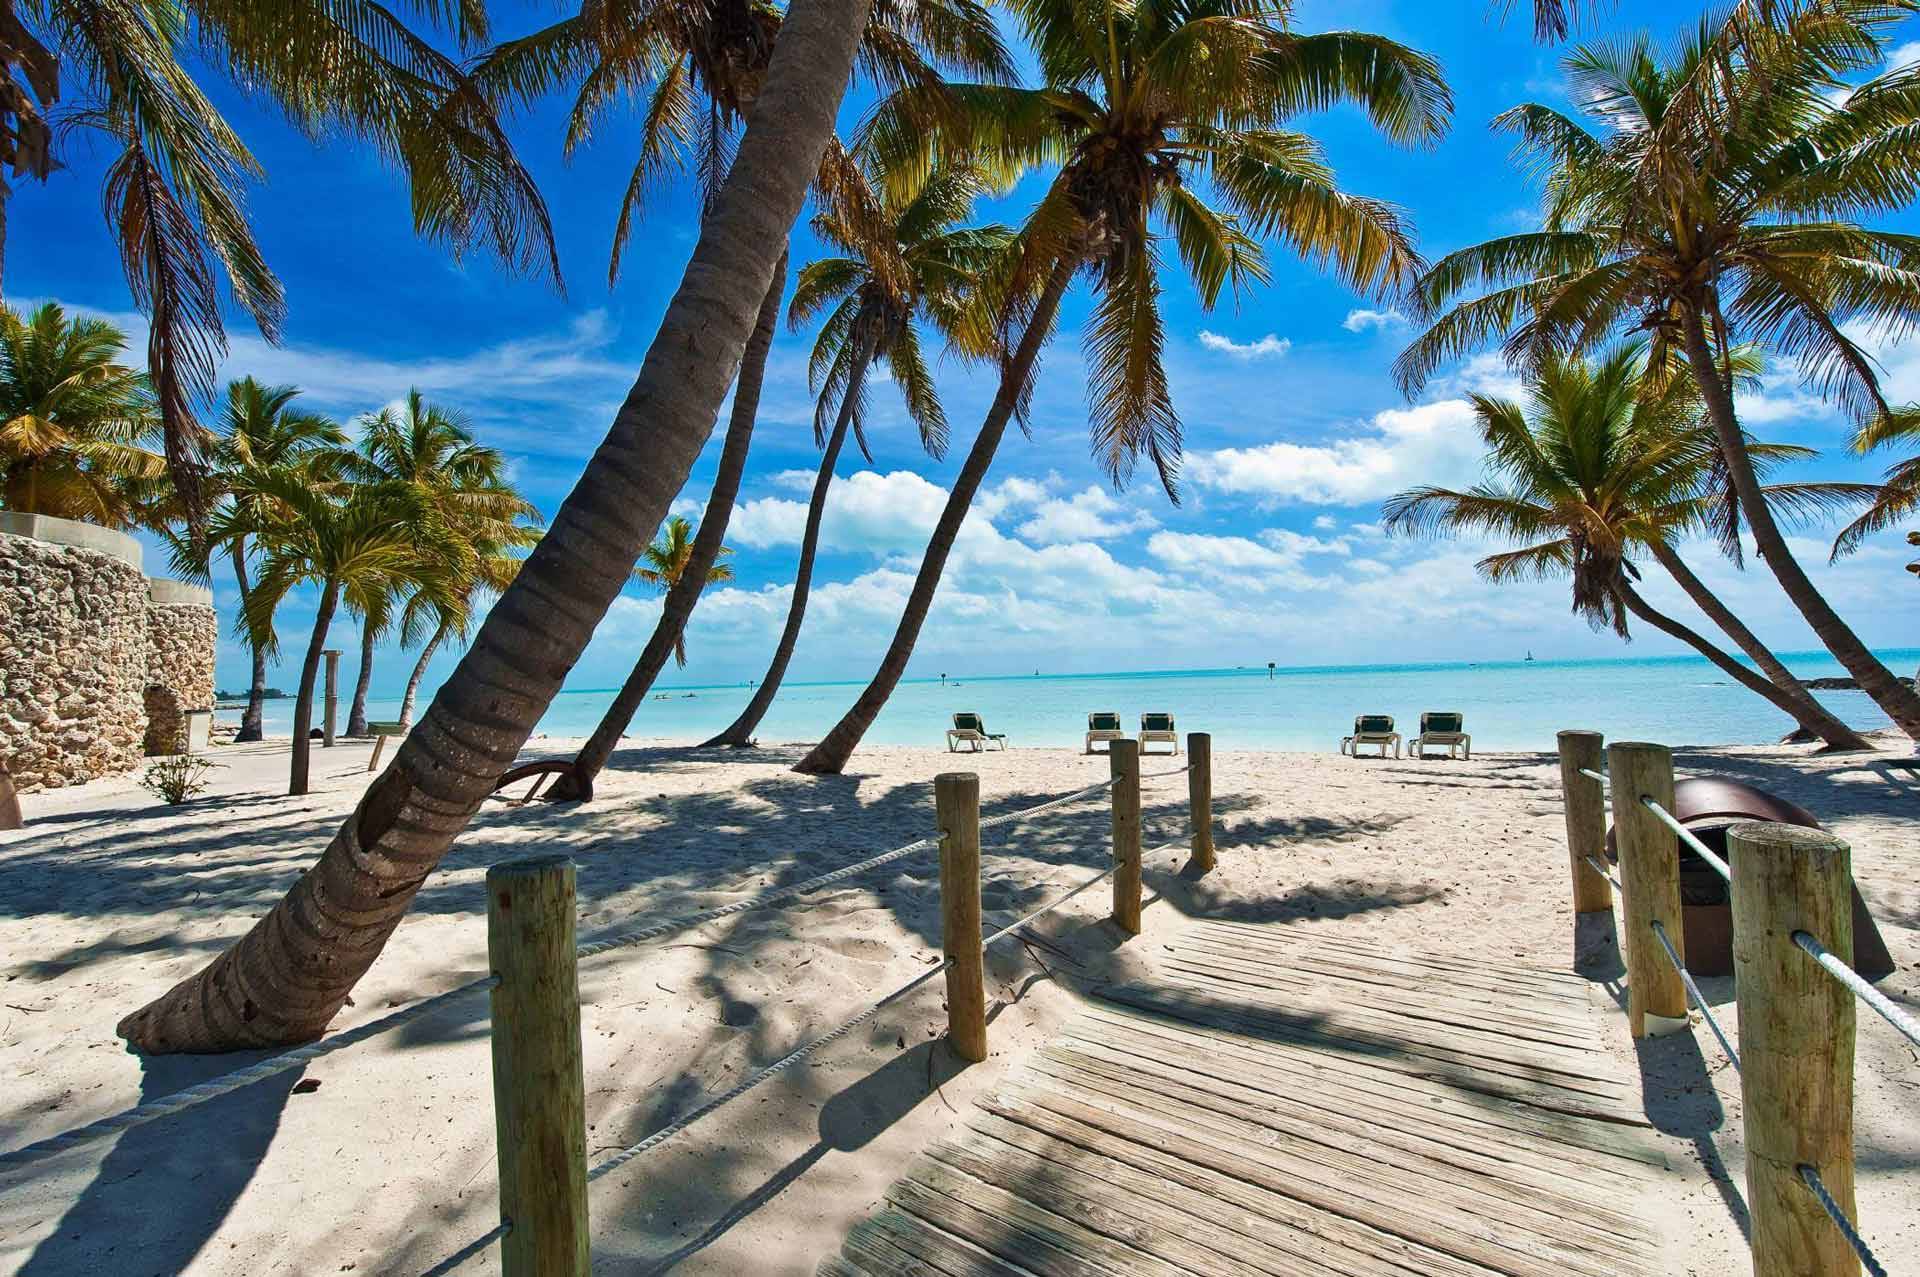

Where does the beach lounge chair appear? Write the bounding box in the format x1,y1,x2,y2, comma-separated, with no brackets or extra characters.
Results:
1411,711,1471,760
947,712,1007,752
1340,715,1401,758
1085,711,1125,754
1138,712,1179,755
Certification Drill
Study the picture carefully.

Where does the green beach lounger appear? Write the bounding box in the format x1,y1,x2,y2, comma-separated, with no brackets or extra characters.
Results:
1139,712,1179,755
1340,715,1401,759
1085,711,1125,754
1411,711,1471,760
947,712,1008,752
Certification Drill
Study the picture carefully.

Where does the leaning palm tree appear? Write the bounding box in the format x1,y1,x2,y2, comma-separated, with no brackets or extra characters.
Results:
204,378,349,742
1385,344,1874,748
792,0,1452,774
241,477,433,796
0,302,164,526
391,530,541,732
16,0,557,527
702,155,1008,750
481,0,1016,800
1396,6,1920,738
337,391,535,736
118,0,865,1052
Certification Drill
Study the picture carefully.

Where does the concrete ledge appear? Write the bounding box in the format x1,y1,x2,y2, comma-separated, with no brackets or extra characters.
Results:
0,511,144,570
147,577,213,608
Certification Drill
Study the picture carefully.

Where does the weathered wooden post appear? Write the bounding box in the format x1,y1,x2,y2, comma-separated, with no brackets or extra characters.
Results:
0,755,19,831
321,650,341,748
486,855,589,1276
1111,738,1143,934
1557,730,1612,915
1607,741,1687,1037
936,772,987,1062
1729,822,1858,1277
1187,732,1214,874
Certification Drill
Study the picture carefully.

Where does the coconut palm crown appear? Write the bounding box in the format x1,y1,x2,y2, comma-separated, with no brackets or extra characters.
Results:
866,0,1451,498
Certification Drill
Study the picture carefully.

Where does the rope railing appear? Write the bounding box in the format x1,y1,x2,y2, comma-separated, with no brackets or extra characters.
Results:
1793,930,1920,1054
1800,1164,1890,1277
1648,919,1740,1070
1559,732,1898,1277
0,756,1195,1188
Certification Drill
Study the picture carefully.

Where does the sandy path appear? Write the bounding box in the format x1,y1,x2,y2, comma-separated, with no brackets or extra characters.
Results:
0,734,1914,1275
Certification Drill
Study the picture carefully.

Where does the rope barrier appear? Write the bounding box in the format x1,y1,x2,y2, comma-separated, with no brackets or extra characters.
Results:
1639,797,1732,881
584,958,953,1184
1584,854,1622,890
1799,1164,1889,1277
978,776,1119,831
0,974,499,1178
983,864,1120,949
1577,766,1608,785
1648,919,1740,1071
1793,930,1920,1054
1139,763,1192,781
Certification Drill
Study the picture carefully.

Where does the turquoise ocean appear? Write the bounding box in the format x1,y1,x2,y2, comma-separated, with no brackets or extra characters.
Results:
234,647,1920,754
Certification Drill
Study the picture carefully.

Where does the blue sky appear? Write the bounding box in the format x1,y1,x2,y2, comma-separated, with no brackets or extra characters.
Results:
16,0,1920,699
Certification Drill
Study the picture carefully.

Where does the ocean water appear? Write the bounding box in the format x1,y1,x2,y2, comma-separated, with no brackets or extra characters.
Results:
232,648,1920,755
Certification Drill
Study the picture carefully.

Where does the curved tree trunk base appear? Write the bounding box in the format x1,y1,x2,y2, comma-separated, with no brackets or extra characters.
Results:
539,767,593,802
489,759,591,803
233,726,264,744
695,728,757,748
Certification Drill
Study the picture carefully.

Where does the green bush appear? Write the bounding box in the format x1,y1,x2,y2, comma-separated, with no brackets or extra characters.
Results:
140,756,221,804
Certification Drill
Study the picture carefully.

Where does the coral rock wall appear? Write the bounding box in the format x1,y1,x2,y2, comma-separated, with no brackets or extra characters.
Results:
144,593,218,755
0,532,148,789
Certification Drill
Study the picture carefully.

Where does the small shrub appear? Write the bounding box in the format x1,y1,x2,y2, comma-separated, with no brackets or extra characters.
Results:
140,756,221,804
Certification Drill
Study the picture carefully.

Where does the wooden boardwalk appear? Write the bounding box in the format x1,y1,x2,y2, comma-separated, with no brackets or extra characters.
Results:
821,918,1673,1277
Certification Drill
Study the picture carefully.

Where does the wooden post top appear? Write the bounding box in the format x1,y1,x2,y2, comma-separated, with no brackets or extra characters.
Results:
1726,821,1849,857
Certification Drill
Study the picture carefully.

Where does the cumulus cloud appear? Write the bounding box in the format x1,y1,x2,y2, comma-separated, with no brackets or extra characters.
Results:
1342,308,1407,333
1183,398,1485,507
724,469,952,553
1198,331,1291,360
1015,486,1160,544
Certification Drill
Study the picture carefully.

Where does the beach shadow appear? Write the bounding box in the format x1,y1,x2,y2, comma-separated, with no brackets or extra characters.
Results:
11,1053,302,1277
1629,1018,1750,1242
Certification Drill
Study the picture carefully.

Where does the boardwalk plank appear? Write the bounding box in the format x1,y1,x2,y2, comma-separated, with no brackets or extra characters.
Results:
818,925,1667,1276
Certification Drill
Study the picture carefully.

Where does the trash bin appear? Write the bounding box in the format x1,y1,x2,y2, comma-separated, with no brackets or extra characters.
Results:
1608,777,1894,979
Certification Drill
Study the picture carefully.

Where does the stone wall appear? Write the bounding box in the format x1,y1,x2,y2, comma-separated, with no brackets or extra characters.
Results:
144,581,216,755
0,525,149,789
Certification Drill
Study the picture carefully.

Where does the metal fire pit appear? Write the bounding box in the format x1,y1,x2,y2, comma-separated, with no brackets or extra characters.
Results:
1607,777,1894,979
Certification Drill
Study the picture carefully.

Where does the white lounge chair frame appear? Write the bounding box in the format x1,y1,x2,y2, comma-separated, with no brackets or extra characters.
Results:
1340,715,1401,759
1139,713,1179,755
947,713,1008,752
1410,712,1471,760
1085,712,1124,755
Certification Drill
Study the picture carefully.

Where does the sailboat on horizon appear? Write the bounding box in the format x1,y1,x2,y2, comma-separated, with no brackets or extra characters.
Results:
1525,650,1535,662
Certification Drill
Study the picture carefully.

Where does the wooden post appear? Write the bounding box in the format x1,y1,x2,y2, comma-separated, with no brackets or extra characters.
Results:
1557,730,1612,914
1187,732,1214,874
936,772,987,1063
487,855,589,1276
1607,741,1688,1037
0,755,19,831
367,734,388,773
321,650,341,748
1111,738,1142,934
1729,822,1858,1277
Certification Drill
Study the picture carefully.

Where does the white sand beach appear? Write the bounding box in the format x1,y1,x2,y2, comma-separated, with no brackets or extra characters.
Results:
0,735,1915,1275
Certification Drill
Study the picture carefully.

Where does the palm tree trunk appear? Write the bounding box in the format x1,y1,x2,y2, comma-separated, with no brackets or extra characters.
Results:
1646,540,1871,751
1616,578,1855,736
289,580,341,797
547,247,789,801
346,617,375,737
232,539,266,743
115,0,871,1054
702,329,873,748
1682,308,1920,738
793,254,1079,775
396,626,444,732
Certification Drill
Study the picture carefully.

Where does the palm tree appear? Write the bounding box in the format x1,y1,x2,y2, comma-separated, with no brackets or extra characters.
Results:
241,477,432,795
637,514,736,667
204,378,348,743
0,302,164,526
1395,7,1920,738
480,0,1016,800
1384,344,1874,749
117,0,869,1053
392,532,540,732
337,391,535,737
792,0,1452,774
702,155,1007,749
15,0,557,527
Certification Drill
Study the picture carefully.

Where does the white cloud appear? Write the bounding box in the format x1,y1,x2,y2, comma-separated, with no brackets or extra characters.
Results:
1198,331,1291,361
1183,398,1485,507
1312,515,1338,531
1015,486,1159,544
725,469,951,552
1342,308,1407,334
